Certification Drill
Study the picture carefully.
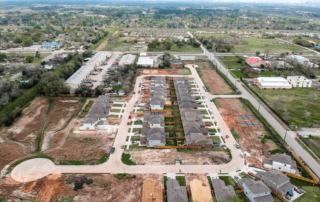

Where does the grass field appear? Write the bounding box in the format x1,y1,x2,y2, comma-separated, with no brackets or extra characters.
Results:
175,176,186,186
231,70,278,78
90,27,118,50
251,86,320,127
218,56,249,70
208,136,221,143
233,38,311,53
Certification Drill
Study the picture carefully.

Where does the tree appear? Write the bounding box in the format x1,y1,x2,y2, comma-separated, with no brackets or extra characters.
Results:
307,92,317,104
25,56,34,63
122,85,130,94
39,72,69,96
82,50,93,58
35,51,41,59
0,53,7,61
256,51,260,56
283,109,290,121
264,44,270,58
304,111,311,120
272,100,283,111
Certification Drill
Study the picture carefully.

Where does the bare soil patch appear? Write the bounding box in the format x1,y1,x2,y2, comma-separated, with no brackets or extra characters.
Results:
217,99,276,168
0,142,27,169
5,99,49,153
44,132,114,163
185,173,210,187
41,98,81,151
202,68,233,94
125,149,229,165
0,173,162,202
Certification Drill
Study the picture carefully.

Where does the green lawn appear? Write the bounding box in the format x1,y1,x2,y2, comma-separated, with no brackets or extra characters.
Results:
121,154,137,165
201,110,208,115
166,139,177,146
208,136,221,143
208,129,217,133
219,176,240,190
231,70,246,78
251,86,320,127
132,128,142,133
231,129,240,141
112,104,123,107
218,56,249,70
239,172,252,179
110,109,121,113
130,136,141,141
166,124,175,129
176,132,185,137
175,176,186,186
289,178,320,202
134,120,143,125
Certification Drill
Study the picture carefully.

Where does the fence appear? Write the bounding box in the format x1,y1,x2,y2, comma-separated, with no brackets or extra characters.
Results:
151,109,173,112
165,122,182,124
154,146,201,149
164,115,181,118
270,190,286,201
165,129,184,132
166,137,185,140
242,80,290,127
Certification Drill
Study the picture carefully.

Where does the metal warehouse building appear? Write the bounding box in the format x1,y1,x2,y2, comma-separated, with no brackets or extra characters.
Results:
86,51,112,66
64,65,95,89
119,54,137,66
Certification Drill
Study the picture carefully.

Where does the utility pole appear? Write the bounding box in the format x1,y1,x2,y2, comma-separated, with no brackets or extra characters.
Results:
283,130,288,145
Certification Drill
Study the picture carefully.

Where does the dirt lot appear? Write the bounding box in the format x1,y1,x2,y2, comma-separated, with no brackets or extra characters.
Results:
216,99,277,168
124,149,229,165
185,173,210,187
41,98,81,151
0,173,163,202
44,131,115,163
202,68,233,94
0,142,27,169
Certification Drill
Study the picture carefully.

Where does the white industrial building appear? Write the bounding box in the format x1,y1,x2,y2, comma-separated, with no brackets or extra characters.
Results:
287,76,312,87
119,54,137,66
86,51,111,66
254,77,292,89
64,65,95,90
180,56,195,61
137,57,154,67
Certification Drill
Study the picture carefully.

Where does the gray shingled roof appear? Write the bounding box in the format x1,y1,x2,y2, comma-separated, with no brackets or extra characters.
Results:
238,179,270,195
257,171,289,186
212,179,236,201
272,154,297,169
167,179,188,202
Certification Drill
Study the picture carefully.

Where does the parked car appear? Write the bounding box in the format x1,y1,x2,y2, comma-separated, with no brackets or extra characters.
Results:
213,141,220,147
138,90,140,93
121,145,124,149
206,124,211,127
129,115,132,119
133,91,136,94
234,176,239,181
132,141,138,145
234,142,240,149
209,132,215,135
111,147,115,154
225,135,229,139
240,153,244,158
248,172,255,178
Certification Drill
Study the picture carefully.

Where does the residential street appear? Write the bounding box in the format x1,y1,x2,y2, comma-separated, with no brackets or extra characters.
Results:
11,70,245,183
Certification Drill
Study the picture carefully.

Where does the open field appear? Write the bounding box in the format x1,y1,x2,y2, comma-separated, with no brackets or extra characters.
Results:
194,61,234,94
123,149,229,165
92,27,118,50
148,44,202,53
0,173,163,202
233,38,312,53
300,136,320,159
251,86,320,127
216,99,279,167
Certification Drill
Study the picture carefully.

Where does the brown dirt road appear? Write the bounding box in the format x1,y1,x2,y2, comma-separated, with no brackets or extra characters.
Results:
96,30,119,51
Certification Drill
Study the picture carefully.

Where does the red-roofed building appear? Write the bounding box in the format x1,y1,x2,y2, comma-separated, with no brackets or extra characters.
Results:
246,57,269,67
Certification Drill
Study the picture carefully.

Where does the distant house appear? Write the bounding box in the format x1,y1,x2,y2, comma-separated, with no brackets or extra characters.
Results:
212,179,236,202
264,153,297,174
118,89,125,95
287,76,312,88
287,55,309,63
167,179,188,202
238,178,273,202
246,57,269,67
255,171,295,199
254,77,292,89
44,65,53,70
41,42,62,49
148,98,165,110
140,128,168,147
